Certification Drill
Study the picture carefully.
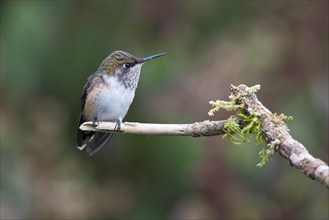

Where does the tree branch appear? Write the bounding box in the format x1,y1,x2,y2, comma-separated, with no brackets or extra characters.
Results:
79,84,329,189
80,120,228,137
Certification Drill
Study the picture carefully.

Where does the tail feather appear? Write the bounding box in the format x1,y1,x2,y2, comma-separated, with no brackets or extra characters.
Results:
77,129,113,156
86,132,113,156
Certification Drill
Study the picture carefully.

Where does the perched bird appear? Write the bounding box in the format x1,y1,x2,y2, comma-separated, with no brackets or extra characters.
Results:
77,50,166,155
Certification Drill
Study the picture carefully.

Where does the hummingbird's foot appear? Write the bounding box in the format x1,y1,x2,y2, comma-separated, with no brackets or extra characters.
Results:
114,119,122,131
92,117,99,128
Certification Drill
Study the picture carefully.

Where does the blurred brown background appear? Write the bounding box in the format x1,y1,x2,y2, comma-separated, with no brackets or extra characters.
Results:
1,1,328,219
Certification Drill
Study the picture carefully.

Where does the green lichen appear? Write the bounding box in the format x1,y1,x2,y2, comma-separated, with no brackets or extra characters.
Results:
222,110,265,148
208,85,292,167
256,139,280,167
222,116,244,144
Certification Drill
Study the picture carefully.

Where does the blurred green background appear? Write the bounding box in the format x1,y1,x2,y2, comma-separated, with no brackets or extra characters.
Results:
1,1,328,219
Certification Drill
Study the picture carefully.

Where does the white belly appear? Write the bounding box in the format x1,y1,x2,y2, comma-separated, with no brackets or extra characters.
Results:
95,77,135,121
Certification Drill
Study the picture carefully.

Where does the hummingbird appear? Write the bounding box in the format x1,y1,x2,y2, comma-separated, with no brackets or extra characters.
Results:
77,50,166,156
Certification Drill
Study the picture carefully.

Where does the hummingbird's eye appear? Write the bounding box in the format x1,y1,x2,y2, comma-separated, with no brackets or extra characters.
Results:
123,63,133,68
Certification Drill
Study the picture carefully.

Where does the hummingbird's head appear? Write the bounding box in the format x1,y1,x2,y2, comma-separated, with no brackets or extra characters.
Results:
98,50,165,77
97,50,165,89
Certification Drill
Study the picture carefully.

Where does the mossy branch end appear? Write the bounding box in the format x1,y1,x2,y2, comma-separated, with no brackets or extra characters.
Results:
209,84,328,188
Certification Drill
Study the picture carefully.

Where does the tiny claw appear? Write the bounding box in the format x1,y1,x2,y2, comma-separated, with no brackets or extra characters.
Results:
92,117,99,128
114,119,122,131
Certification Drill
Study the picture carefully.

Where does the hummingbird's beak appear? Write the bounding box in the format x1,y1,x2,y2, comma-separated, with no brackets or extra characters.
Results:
140,53,166,63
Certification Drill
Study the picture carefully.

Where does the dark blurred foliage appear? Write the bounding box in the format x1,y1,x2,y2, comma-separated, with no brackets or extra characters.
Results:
1,1,328,219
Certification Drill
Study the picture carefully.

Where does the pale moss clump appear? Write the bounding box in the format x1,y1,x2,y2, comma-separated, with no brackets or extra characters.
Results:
208,100,242,116
246,84,261,93
208,84,292,167
272,113,293,131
